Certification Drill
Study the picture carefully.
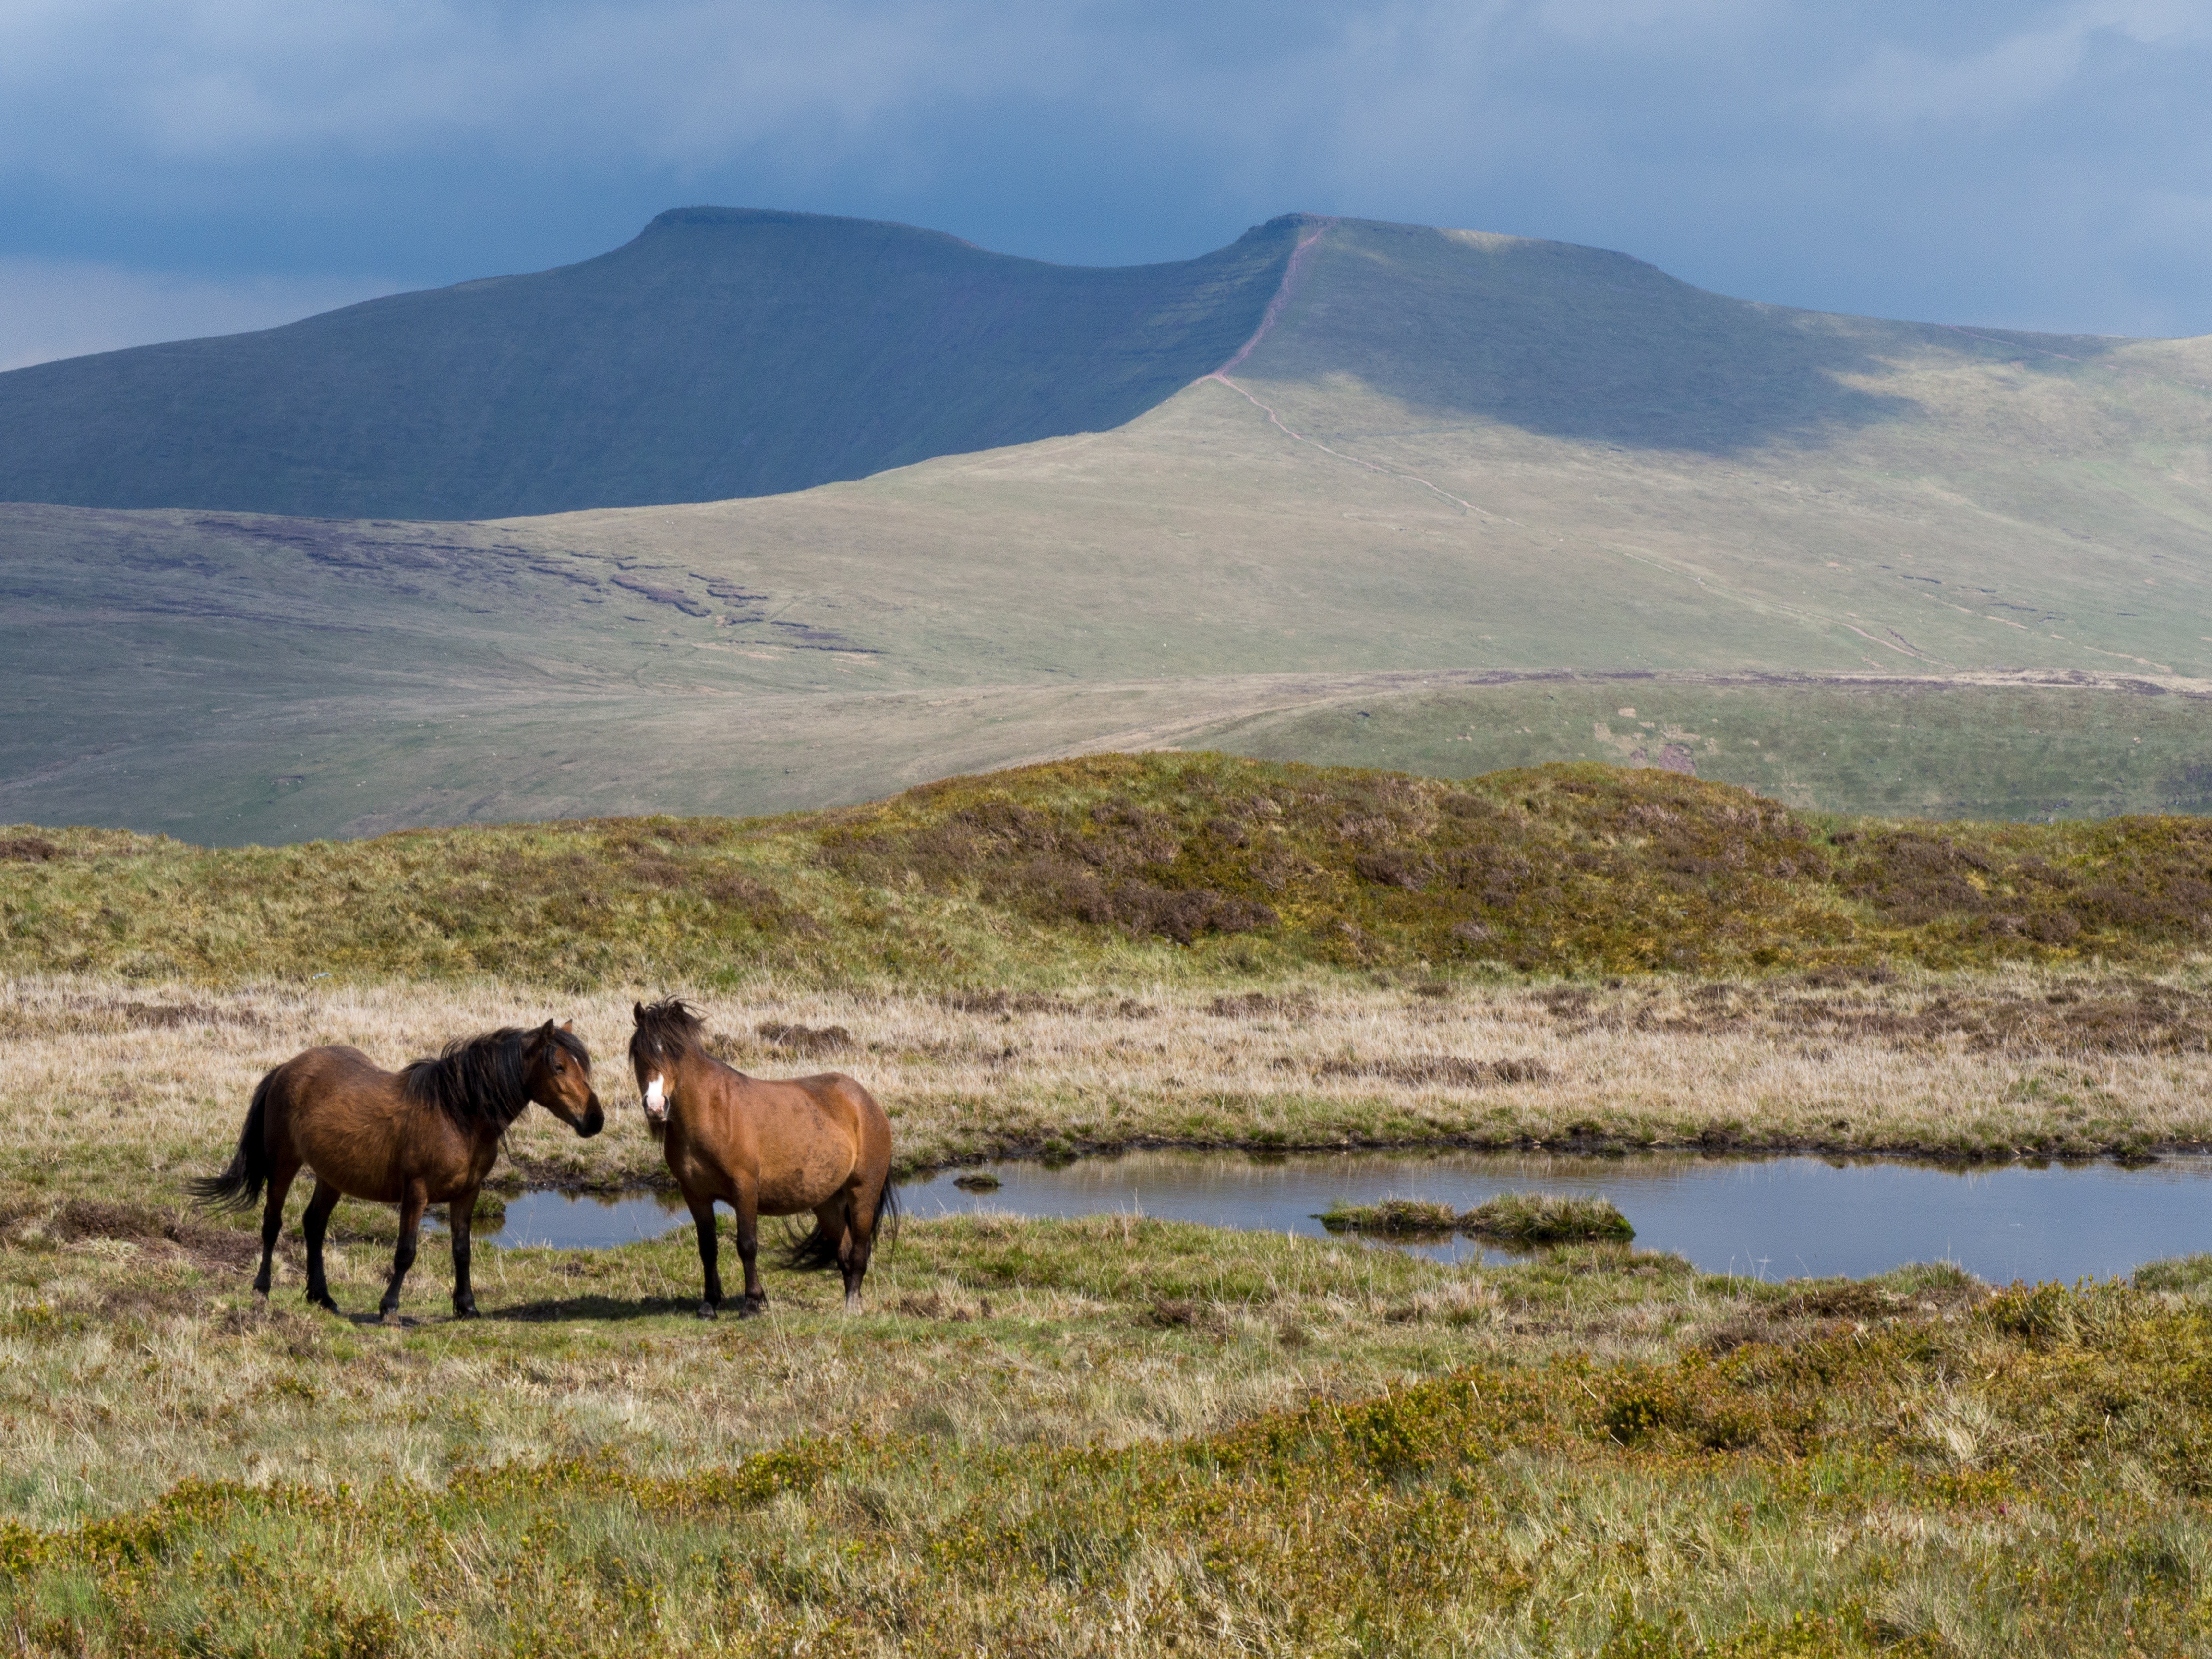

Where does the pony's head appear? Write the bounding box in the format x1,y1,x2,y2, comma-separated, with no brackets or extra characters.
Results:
630,999,707,1138
525,1021,604,1137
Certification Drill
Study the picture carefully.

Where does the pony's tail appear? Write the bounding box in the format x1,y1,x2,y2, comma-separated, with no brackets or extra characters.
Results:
784,1179,901,1270
188,1068,277,1212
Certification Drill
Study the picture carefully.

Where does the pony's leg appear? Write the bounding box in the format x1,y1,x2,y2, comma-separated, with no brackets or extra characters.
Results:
253,1152,301,1298
687,1191,724,1318
448,1192,480,1319
379,1180,429,1325
734,1180,766,1317
301,1180,342,1314
831,1185,885,1318
842,1187,883,1313
812,1195,862,1312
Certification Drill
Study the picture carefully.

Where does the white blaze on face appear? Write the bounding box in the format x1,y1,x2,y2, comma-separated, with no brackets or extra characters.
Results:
643,1074,668,1122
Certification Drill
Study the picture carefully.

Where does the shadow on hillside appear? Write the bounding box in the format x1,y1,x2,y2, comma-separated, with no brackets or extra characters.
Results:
1247,221,2119,457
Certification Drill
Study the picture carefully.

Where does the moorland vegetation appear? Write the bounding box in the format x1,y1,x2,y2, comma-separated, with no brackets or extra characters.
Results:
6,1207,2212,1654
9,756,2212,1651
8,755,2212,986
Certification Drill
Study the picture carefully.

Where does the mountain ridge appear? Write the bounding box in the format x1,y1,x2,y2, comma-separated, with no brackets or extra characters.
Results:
0,207,1309,520
3,211,2210,842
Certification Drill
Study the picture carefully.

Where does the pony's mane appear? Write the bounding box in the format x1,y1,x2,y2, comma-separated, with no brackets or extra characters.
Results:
630,998,709,1062
630,999,717,1145
400,1025,587,1131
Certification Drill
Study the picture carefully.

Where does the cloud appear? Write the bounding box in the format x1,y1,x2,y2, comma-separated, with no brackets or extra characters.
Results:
1822,1,2212,134
0,0,2206,338
0,259,399,371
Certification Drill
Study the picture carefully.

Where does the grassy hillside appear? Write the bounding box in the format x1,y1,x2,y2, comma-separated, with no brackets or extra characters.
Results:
7,756,2212,988
1190,673,2212,822
4,216,2211,842
0,208,1299,519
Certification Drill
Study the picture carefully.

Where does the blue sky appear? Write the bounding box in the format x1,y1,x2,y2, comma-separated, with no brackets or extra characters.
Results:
3,0,2210,368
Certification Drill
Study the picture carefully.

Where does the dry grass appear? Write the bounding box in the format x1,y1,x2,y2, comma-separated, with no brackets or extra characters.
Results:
0,1208,1514,1527
2,964,2209,1224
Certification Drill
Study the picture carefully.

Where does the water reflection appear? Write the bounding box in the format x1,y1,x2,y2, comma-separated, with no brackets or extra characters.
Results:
492,1187,688,1250
478,1149,2212,1283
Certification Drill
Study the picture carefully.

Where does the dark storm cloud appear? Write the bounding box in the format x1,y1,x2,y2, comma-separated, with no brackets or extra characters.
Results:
1,0,2208,365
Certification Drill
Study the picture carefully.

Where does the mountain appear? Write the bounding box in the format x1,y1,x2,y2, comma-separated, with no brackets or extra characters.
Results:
3,213,2210,844
0,208,1301,520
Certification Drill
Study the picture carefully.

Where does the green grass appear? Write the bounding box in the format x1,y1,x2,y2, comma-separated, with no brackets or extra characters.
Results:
5,1202,2212,1655
1316,1197,1459,1235
1463,1191,1636,1243
9,752,2212,988
1318,1193,1636,1242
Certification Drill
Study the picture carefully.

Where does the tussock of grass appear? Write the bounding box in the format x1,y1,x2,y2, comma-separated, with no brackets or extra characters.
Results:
1461,1191,1635,1243
1317,1197,1458,1235
7,754,2212,986
1318,1193,1637,1243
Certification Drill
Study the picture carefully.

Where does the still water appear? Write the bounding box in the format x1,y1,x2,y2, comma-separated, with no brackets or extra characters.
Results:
484,1149,2212,1284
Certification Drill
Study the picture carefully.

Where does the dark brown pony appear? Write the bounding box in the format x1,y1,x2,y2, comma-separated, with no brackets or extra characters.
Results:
630,999,896,1316
192,1022,603,1322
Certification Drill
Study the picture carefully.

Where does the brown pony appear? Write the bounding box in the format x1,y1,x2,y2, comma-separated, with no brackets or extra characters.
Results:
629,1000,896,1316
192,1022,603,1322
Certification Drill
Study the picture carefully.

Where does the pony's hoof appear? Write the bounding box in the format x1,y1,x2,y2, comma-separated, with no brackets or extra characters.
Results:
308,1294,340,1315
378,1310,405,1328
696,1301,719,1320
737,1296,767,1319
452,1305,480,1321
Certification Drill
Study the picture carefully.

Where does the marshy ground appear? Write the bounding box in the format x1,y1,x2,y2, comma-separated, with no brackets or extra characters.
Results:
12,755,2212,1650
7,1196,2212,1655
6,972,2212,1652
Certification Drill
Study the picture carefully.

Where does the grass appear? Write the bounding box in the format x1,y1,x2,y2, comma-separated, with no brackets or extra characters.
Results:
5,1202,2212,1654
1464,1191,1635,1243
1318,1193,1635,1242
11,754,2212,992
1316,1197,1459,1236
1,873,2209,1647
9,753,2212,1646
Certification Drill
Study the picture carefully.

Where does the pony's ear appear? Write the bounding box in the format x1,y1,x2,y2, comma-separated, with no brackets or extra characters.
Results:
560,1020,574,1033
536,1019,555,1038
634,1001,646,1022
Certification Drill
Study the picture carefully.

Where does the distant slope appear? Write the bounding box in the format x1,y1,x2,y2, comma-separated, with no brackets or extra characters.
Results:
4,215,2212,842
0,208,1301,520
1183,673,2212,824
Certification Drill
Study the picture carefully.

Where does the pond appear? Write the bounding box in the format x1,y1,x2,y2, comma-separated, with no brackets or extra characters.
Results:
480,1149,2212,1284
